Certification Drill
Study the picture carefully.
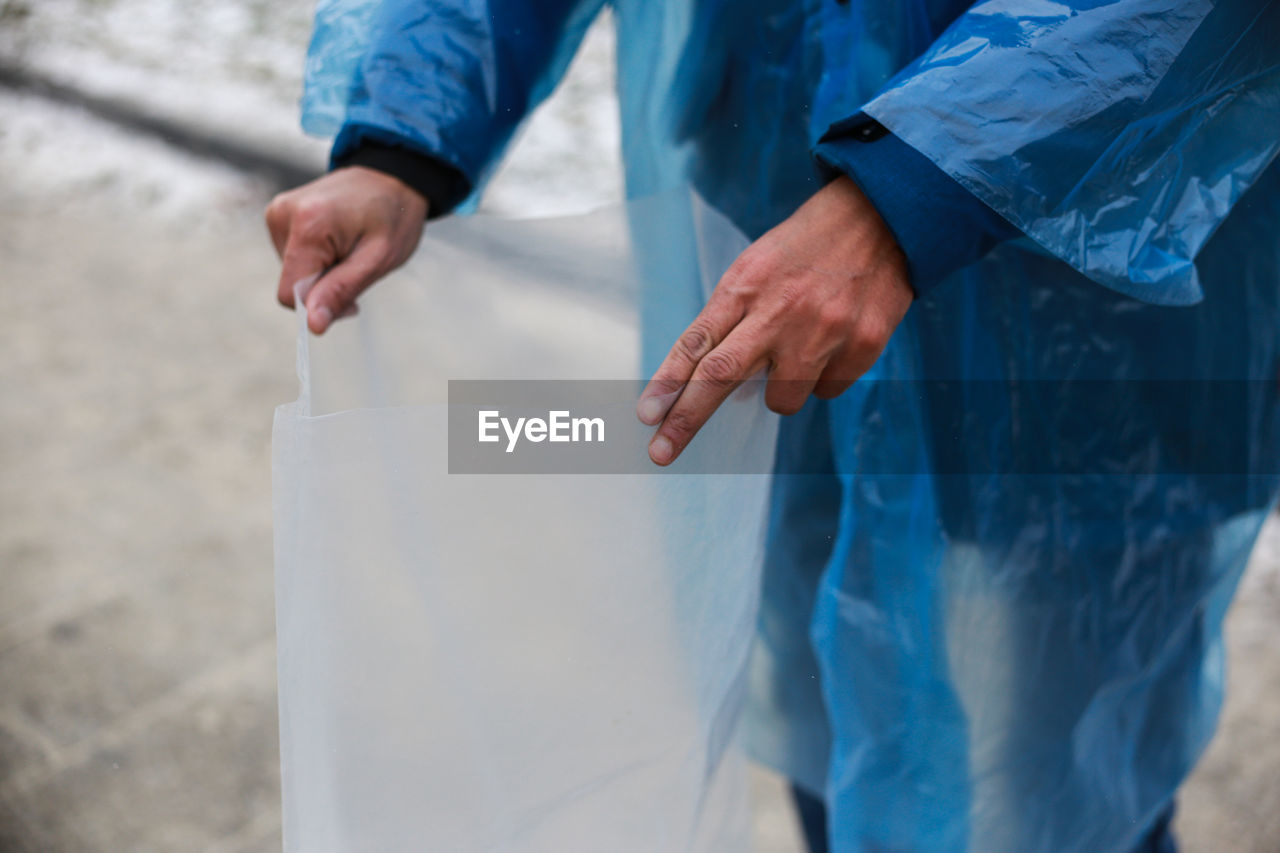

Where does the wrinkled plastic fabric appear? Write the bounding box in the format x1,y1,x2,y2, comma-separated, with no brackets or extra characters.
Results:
301,0,1280,298
762,164,1280,852
298,1,1280,851
302,0,606,199
859,0,1280,304
272,191,777,852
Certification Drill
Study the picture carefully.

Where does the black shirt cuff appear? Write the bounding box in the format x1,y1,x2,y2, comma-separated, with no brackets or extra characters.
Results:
333,142,472,219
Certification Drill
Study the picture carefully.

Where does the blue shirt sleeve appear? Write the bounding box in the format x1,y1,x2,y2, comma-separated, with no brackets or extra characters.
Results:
813,115,1019,295
306,0,606,211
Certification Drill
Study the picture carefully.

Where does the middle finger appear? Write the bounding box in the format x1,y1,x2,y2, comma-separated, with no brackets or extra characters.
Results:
648,325,769,465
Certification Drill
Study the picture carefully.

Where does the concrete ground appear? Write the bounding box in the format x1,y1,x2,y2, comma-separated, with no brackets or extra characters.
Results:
1,5,1278,851
0,195,289,853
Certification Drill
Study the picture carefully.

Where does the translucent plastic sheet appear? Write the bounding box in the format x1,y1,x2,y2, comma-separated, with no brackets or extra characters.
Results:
272,191,777,852
296,2,1280,848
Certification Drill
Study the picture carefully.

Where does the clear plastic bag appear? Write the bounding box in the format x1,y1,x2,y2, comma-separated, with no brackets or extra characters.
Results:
272,191,778,852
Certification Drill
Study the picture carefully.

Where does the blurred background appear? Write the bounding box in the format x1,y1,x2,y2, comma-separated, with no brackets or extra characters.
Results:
0,1,1277,850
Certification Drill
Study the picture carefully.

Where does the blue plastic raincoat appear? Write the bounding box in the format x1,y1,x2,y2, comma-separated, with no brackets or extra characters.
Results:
300,1,1280,850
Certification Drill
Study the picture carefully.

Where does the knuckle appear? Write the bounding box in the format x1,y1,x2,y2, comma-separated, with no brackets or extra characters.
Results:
698,349,743,386
292,201,330,236
264,197,285,225
264,193,297,229
774,279,807,310
817,302,851,333
726,246,771,286
851,314,892,352
661,409,699,440
674,322,715,362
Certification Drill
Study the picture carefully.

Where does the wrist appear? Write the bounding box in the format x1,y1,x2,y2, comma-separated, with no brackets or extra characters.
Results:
332,140,470,219
813,116,1018,293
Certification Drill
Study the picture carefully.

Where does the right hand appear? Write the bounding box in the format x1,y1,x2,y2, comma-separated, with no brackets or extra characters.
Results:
265,166,429,334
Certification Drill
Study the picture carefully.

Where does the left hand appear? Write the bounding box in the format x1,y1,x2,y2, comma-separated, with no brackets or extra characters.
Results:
637,176,914,466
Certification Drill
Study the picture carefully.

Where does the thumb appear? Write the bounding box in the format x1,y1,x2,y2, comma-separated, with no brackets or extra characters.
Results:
303,239,388,334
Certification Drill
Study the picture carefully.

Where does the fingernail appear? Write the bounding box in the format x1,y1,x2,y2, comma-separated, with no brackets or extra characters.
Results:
637,387,682,425
649,435,674,465
311,305,333,332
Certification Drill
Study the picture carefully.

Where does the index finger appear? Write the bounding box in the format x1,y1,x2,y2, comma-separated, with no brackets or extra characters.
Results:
276,235,334,309
637,293,744,425
647,324,769,466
